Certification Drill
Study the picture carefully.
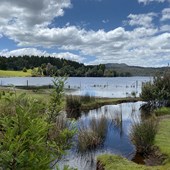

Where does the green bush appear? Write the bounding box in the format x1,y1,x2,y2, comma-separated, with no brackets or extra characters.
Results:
140,71,170,103
0,77,75,169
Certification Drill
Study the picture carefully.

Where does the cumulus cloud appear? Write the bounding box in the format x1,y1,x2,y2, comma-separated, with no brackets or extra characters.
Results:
0,0,170,67
0,0,71,33
127,13,157,28
161,8,170,21
0,48,84,63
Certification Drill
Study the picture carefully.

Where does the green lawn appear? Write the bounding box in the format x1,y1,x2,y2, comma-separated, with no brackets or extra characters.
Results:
97,118,170,170
0,70,32,77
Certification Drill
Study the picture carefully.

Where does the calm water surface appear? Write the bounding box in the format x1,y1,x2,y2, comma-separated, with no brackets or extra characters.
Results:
0,77,151,98
58,101,144,170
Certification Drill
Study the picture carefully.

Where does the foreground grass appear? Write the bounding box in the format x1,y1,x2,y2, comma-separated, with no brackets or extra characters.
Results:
155,119,170,167
0,69,32,77
97,118,170,170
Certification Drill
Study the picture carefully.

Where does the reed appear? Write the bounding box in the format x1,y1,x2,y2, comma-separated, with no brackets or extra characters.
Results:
66,95,81,118
77,116,108,152
130,118,158,154
80,93,95,103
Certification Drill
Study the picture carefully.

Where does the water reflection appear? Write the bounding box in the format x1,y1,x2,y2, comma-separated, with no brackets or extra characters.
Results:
58,102,144,170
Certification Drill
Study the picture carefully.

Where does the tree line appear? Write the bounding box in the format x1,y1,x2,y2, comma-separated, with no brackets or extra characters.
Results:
0,55,132,77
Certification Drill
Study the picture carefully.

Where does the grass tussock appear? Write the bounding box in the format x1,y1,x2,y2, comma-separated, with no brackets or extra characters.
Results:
80,93,96,103
130,118,158,154
78,116,108,152
66,95,81,118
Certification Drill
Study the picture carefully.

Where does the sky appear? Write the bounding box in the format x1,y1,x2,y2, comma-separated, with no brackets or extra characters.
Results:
0,0,170,67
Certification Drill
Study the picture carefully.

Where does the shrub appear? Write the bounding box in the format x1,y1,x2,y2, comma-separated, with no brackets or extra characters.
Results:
22,67,27,72
130,118,158,154
0,77,75,169
140,71,170,108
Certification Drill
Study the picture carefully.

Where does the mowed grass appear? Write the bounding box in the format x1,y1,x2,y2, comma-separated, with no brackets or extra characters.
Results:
97,118,170,170
155,119,170,167
0,69,32,77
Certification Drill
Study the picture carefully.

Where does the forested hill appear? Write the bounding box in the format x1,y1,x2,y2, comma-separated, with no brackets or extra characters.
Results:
0,55,168,77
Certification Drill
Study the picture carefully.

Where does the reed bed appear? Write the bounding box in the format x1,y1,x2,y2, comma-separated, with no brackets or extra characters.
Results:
77,116,108,152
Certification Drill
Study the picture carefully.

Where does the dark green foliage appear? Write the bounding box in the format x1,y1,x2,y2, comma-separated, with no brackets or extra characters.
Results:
130,118,158,154
22,67,27,72
0,55,136,77
140,71,170,108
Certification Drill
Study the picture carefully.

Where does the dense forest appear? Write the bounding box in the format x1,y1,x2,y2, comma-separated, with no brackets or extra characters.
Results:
0,55,132,77
0,55,168,77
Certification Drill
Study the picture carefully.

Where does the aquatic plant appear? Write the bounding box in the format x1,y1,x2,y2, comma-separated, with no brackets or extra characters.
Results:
66,95,81,118
130,118,158,154
80,93,95,103
77,116,108,152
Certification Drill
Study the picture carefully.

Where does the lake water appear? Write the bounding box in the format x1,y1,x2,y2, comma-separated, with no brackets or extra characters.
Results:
0,77,151,98
58,101,144,170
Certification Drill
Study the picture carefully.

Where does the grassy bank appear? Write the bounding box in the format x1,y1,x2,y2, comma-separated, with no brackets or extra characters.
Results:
81,97,140,111
0,87,140,111
97,118,170,170
0,69,32,77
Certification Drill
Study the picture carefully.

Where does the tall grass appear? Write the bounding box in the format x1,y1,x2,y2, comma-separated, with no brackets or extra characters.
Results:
78,116,108,152
80,93,95,103
130,118,158,154
65,94,96,118
66,95,81,118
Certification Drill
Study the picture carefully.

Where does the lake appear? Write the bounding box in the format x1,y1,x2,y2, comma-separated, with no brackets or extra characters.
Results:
0,77,151,98
58,101,144,170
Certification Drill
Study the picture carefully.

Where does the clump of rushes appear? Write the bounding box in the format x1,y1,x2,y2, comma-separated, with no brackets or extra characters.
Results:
66,95,82,118
130,118,158,154
80,93,95,103
78,116,108,152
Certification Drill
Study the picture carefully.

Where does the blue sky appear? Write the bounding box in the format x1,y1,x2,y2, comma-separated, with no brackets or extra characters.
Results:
0,0,170,67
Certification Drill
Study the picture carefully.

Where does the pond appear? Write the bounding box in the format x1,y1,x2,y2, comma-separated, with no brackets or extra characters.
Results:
0,77,151,98
58,101,144,170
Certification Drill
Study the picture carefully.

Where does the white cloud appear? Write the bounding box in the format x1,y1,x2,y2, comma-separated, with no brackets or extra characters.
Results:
138,0,167,5
102,19,109,24
127,13,157,28
160,24,170,32
0,48,84,63
0,0,170,67
161,8,170,21
0,0,71,33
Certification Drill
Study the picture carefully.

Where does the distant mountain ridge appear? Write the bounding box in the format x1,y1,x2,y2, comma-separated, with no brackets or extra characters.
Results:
105,63,169,76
